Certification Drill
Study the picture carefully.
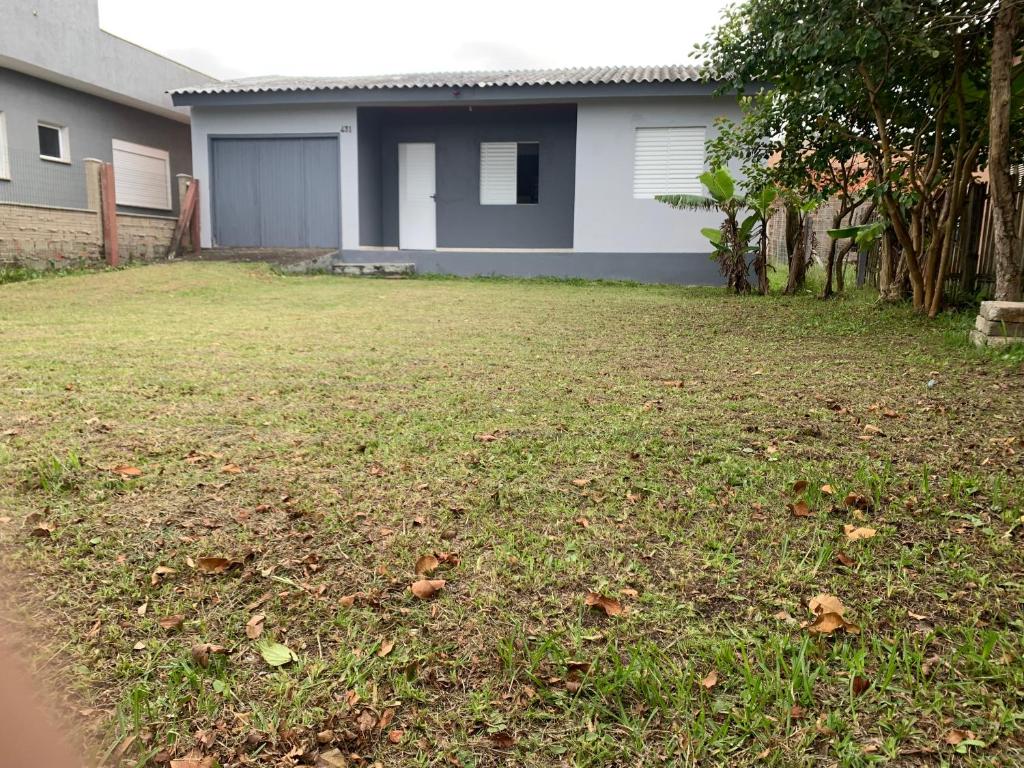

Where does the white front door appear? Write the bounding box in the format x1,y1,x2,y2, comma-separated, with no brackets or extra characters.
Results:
398,142,436,250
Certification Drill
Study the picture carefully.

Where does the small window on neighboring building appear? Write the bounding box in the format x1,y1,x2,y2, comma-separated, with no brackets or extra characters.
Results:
633,126,705,198
112,139,172,210
0,112,9,180
480,141,540,205
38,122,69,162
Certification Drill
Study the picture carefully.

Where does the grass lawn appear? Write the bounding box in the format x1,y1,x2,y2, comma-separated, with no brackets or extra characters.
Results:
1,263,1022,767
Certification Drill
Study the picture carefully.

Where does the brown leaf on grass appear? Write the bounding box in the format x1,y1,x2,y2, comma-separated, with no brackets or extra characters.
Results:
584,592,623,617
29,521,55,538
159,614,185,631
414,554,440,576
377,638,395,658
790,705,808,720
220,463,243,474
945,729,977,746
196,556,240,574
410,579,446,599
475,433,500,443
170,752,215,768
835,552,856,567
575,516,590,528
820,484,835,495
843,492,872,510
620,587,639,598
700,669,719,689
190,643,227,668
809,594,846,617
792,480,809,493
112,465,143,477
316,748,347,768
862,424,884,435
843,524,877,541
807,612,861,635
571,478,590,487
387,729,405,744
489,731,515,749
245,613,265,640
852,676,871,696
151,566,176,586
788,500,812,518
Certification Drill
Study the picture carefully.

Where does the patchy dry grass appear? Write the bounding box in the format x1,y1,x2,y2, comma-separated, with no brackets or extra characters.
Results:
1,263,1022,767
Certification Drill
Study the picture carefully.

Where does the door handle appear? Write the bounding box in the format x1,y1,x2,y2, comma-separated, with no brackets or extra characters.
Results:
430,194,437,200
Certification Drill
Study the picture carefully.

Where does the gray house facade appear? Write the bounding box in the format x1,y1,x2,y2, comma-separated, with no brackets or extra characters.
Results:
0,0,213,214
173,67,742,283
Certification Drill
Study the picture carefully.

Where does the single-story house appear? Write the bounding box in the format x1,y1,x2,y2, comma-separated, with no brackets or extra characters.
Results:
171,66,741,283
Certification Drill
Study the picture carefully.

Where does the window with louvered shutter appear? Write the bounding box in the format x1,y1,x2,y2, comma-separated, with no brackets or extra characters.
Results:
112,139,172,210
480,142,518,205
632,127,705,198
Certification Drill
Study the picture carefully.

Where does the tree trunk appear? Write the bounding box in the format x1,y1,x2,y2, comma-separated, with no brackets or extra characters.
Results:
784,215,808,295
990,0,1022,301
822,208,844,299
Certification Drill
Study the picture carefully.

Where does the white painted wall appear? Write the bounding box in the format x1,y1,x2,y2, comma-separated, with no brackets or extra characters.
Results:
572,96,743,253
189,104,360,249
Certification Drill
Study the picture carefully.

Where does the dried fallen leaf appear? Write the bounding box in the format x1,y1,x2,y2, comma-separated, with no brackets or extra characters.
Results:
159,614,185,631
862,424,884,435
807,612,861,635
170,752,215,768
575,516,590,528
489,731,515,749
835,552,856,567
852,676,871,696
820,484,834,495
584,592,623,617
316,748,347,768
245,613,265,640
475,433,499,443
571,478,590,487
191,643,227,668
410,579,446,599
196,556,237,574
151,566,177,586
377,638,395,658
843,524,877,541
792,479,809,494
700,669,719,689
945,729,977,746
844,492,872,510
388,729,405,744
788,500,812,518
112,465,143,477
809,594,846,617
220,463,243,474
414,554,440,576
29,521,55,538
790,705,808,720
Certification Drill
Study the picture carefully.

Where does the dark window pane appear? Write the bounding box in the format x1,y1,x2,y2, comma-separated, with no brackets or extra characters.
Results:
39,125,61,158
516,142,539,204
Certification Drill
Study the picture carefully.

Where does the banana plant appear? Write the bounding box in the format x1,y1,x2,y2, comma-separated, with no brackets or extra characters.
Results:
659,167,777,294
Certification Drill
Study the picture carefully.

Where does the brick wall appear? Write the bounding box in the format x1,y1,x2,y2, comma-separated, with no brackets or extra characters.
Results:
0,202,103,268
117,214,177,262
0,161,192,269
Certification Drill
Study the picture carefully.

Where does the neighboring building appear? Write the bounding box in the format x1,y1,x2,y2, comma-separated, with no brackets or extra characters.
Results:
172,66,742,283
0,0,214,214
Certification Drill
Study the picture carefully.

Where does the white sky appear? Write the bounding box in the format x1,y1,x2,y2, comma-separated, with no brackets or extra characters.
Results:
97,0,731,81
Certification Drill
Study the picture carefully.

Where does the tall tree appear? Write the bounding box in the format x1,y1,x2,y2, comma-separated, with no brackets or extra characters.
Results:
699,0,1006,316
989,0,1022,301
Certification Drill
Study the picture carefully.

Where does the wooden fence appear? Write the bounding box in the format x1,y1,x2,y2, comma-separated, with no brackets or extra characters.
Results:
945,170,1024,296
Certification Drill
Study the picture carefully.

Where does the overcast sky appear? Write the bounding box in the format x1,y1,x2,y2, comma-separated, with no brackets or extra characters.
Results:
97,0,732,80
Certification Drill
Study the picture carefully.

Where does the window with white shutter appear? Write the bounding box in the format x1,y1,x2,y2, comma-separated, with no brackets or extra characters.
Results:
112,139,172,210
632,127,705,198
480,141,539,205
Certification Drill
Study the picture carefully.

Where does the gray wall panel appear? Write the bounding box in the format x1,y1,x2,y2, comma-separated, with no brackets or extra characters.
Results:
361,105,576,249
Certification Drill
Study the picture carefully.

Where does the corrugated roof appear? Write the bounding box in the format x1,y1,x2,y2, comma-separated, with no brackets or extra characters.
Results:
172,64,702,95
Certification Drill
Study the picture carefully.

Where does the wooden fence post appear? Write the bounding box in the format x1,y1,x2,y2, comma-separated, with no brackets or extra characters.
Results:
99,163,119,267
189,180,200,255
168,179,199,259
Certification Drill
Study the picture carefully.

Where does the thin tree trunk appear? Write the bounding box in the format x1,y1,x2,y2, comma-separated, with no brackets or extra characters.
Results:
990,0,1022,301
784,214,808,295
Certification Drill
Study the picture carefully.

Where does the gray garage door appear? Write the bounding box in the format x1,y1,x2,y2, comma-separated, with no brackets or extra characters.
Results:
211,137,340,248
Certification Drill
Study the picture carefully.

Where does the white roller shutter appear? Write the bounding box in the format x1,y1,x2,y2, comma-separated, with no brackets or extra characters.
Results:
112,139,172,210
633,127,705,198
480,142,517,205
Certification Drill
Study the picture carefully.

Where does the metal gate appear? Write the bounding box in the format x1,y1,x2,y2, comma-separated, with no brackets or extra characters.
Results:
210,136,340,248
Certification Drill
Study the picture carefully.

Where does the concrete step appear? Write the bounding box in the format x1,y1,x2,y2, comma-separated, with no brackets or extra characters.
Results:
332,262,416,277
